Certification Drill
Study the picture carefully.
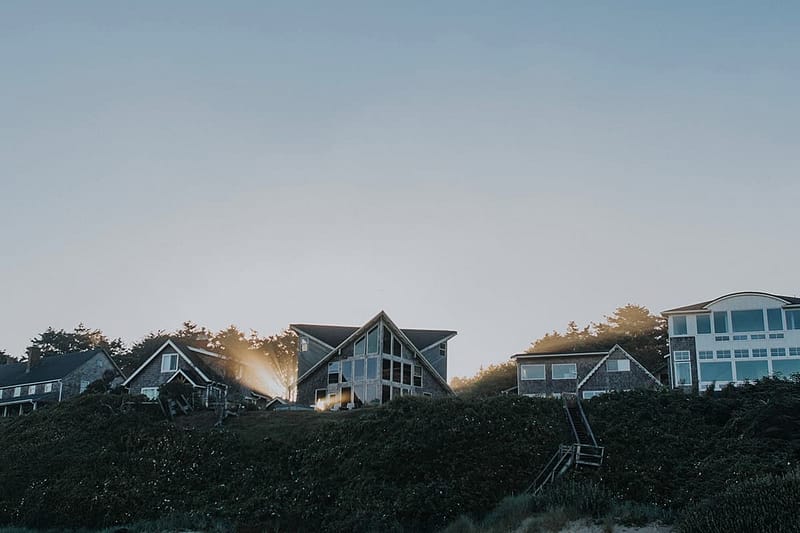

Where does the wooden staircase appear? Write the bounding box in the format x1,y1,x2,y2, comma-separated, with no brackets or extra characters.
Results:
527,394,604,494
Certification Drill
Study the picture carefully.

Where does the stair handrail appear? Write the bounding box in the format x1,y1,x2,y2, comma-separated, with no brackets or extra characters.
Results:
526,444,574,494
575,398,599,447
562,395,581,444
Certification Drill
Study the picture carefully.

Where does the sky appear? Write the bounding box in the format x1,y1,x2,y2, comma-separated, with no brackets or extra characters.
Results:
1,1,799,379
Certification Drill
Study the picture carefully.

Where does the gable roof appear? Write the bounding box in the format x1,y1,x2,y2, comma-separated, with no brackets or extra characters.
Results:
293,311,455,393
662,291,800,315
576,345,661,390
122,339,231,387
0,348,114,388
290,323,456,352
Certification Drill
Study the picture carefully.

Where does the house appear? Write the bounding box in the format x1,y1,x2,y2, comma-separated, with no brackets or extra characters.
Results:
290,311,456,409
662,291,800,392
511,345,661,400
0,348,124,416
122,339,259,408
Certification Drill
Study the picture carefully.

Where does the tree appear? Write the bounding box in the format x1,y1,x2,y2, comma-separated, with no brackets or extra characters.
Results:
27,324,124,359
451,362,517,397
0,349,17,365
528,304,667,372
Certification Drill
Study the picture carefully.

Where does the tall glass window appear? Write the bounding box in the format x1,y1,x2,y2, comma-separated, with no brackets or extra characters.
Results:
354,336,366,356
674,362,691,385
673,316,688,335
354,359,365,380
382,359,391,380
341,360,352,383
367,327,379,354
767,309,784,331
699,362,733,382
731,309,765,332
714,311,728,333
696,315,712,334
736,360,769,381
367,357,378,379
786,310,800,330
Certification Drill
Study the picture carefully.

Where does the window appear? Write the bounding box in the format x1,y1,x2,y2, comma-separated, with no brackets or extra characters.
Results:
354,359,365,380
771,348,786,357
392,360,402,382
674,360,692,386
341,360,352,383
521,364,545,380
751,334,766,340
0,389,3,399
714,311,729,333
715,335,730,341
80,380,89,393
354,336,366,356
314,389,326,407
367,357,378,379
733,335,748,341
752,348,768,358
381,385,391,403
552,363,577,380
582,391,605,400
731,309,765,333
439,343,447,357
402,363,412,386
736,361,769,381
367,327,379,354
696,315,712,334
773,359,800,377
700,362,733,382
383,328,392,355
413,365,423,387
13,387,21,397
673,351,691,361
698,351,714,360
770,333,785,339
28,385,36,395
767,309,784,331
328,361,340,384
382,359,391,380
140,387,158,400
340,386,352,407
673,316,688,335
716,350,731,359
790,347,800,357
787,310,800,330
300,338,309,352
607,359,630,372
161,353,178,373
423,392,433,398
734,349,749,359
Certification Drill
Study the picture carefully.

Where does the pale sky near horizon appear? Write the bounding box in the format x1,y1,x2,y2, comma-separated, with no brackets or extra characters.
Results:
1,2,799,379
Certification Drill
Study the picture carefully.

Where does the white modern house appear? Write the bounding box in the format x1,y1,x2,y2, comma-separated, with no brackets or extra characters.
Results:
662,291,800,391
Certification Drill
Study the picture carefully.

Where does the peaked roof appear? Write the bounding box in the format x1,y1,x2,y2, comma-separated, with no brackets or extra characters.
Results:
290,323,456,351
122,339,231,387
292,311,455,393
0,348,112,388
662,291,800,314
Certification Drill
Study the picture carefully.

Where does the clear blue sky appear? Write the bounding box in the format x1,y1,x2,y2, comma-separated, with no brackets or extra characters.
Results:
1,1,798,378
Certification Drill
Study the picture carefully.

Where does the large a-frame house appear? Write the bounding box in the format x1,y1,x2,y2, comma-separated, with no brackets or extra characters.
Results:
291,311,456,409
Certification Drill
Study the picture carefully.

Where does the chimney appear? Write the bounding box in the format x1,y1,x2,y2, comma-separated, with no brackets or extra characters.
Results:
27,347,42,373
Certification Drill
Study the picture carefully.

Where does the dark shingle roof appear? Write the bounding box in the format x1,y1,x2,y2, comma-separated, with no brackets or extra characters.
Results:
172,342,228,384
291,324,455,351
511,349,611,359
0,348,107,387
662,291,800,314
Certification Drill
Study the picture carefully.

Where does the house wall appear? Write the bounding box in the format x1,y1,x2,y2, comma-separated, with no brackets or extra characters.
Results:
127,344,198,395
517,355,605,397
420,343,448,381
580,349,660,396
61,352,122,399
297,335,333,379
668,337,697,393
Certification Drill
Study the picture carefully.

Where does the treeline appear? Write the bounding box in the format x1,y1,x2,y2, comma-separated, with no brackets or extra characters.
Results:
452,304,667,396
0,322,297,399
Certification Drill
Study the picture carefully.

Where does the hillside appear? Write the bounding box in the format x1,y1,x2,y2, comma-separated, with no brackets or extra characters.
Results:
1,381,799,532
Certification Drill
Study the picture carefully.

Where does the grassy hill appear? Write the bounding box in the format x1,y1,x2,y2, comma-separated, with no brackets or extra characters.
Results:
1,380,799,532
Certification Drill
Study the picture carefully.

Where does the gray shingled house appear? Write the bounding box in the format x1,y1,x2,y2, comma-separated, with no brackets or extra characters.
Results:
0,348,124,416
291,311,456,408
512,345,661,399
122,339,261,408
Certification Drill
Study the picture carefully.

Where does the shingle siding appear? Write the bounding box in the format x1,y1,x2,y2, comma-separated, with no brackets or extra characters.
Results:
580,352,660,394
61,352,121,399
518,355,603,396
669,336,698,393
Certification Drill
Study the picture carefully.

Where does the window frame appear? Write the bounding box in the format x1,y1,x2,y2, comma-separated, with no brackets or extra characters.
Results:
673,315,688,336
140,387,159,400
520,363,546,380
160,352,178,373
551,363,578,380
28,385,36,395
606,359,630,372
696,315,712,334
13,386,21,397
